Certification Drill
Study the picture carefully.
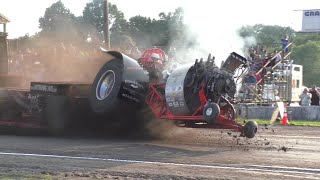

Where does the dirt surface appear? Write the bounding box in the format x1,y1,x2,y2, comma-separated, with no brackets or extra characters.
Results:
0,124,319,179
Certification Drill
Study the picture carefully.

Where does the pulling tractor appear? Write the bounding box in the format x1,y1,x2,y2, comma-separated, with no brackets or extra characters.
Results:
0,49,258,138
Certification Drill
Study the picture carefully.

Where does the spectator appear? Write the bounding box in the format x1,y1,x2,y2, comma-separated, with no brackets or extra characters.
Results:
309,85,320,106
244,71,257,84
299,88,312,106
281,35,289,55
274,50,282,64
249,48,256,60
242,71,257,98
265,52,275,68
260,47,266,57
255,71,261,82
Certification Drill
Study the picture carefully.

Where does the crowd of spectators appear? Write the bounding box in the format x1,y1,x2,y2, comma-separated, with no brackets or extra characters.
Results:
243,36,291,87
299,86,320,106
8,42,104,87
244,46,283,85
243,42,320,106
240,45,283,99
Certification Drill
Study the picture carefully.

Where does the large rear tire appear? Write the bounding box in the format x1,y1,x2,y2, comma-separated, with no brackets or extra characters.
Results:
89,59,123,114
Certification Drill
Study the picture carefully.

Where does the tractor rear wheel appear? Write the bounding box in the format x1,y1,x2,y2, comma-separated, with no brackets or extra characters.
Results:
89,59,123,114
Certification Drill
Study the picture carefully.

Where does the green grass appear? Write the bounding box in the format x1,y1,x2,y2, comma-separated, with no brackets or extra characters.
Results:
0,175,53,180
236,118,320,127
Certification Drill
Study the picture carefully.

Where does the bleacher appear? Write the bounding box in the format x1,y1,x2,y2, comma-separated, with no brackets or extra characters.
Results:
237,43,294,105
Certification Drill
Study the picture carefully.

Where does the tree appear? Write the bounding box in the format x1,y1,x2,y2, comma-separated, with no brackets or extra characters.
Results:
109,3,128,35
38,0,79,41
127,15,153,48
16,34,31,49
238,24,295,51
82,0,104,34
82,0,128,46
82,3,195,50
293,32,320,46
165,7,197,49
128,8,196,50
291,41,320,86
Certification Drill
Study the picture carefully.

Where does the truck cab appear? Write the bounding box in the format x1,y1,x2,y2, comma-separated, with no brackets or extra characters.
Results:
288,64,304,103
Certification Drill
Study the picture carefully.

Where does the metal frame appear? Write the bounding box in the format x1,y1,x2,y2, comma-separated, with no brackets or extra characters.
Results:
145,83,243,131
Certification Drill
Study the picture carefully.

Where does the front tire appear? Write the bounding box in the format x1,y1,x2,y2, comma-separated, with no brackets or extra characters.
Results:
203,103,220,124
243,121,258,138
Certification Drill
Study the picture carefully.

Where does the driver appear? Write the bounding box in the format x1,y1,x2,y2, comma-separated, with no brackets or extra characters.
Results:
138,48,169,82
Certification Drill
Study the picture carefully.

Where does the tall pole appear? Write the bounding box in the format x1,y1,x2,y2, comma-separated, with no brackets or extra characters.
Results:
103,0,110,49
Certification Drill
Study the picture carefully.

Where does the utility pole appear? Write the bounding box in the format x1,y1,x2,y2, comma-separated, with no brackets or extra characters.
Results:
103,0,110,49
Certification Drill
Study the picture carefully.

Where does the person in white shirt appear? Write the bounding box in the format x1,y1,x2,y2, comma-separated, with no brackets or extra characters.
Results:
299,88,312,106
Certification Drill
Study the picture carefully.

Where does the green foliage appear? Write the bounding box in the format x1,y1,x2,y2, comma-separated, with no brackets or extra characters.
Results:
16,33,31,49
289,120,320,127
293,32,320,46
22,0,197,52
109,4,128,35
127,15,153,47
238,24,295,50
82,0,104,34
126,8,196,50
237,118,320,127
82,0,128,46
162,7,197,48
291,40,320,86
38,0,79,41
82,2,195,50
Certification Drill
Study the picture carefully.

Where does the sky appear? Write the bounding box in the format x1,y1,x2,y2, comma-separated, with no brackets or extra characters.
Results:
0,0,182,38
0,0,320,61
0,0,319,39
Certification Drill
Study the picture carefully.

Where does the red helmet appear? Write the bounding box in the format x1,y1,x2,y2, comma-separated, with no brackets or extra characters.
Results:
138,48,167,71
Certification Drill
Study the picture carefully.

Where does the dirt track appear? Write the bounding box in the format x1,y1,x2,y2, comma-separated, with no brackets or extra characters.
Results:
0,125,319,179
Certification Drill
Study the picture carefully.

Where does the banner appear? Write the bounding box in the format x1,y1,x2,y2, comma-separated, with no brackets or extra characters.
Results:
270,102,284,124
302,10,320,32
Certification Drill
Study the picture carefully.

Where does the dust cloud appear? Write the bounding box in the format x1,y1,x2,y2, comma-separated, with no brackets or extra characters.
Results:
9,38,113,89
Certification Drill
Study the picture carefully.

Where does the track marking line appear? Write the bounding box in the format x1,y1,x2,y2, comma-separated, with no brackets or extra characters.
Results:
0,152,319,177
261,135,320,139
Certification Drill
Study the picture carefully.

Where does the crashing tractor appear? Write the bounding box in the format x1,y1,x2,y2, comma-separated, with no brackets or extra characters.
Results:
0,48,258,138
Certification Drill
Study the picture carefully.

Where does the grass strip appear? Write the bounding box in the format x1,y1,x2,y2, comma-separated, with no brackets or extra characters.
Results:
236,118,320,127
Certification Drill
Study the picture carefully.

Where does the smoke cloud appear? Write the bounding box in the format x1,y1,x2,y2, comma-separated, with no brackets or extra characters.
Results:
177,1,256,66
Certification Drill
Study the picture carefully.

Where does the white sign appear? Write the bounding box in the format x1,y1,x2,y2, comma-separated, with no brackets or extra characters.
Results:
302,10,320,32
